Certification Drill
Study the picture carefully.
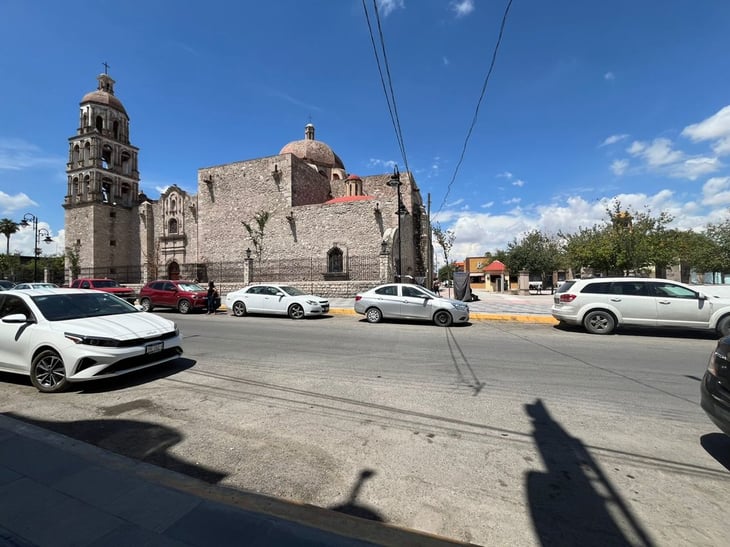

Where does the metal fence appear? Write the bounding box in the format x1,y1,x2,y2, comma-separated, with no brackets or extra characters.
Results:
249,256,380,283
71,255,381,284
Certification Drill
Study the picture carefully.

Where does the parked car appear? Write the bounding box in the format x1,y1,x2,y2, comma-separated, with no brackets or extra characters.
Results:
552,277,730,335
701,336,730,436
354,283,470,327
70,278,137,303
13,282,59,290
139,280,211,314
0,280,15,290
225,284,329,319
0,288,183,393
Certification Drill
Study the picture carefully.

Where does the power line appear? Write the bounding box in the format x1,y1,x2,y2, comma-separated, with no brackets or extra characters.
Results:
436,0,514,216
363,0,410,174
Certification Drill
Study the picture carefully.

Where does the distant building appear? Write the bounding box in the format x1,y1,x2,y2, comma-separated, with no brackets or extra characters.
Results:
63,72,430,289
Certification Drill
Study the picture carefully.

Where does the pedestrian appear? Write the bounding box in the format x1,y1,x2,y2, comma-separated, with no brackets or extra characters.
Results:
207,281,219,314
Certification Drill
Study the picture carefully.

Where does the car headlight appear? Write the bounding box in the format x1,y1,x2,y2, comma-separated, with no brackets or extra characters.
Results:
708,345,729,377
452,303,469,311
306,300,318,306
65,332,120,347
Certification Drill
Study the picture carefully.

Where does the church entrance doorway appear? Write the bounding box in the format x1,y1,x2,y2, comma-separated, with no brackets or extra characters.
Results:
168,261,180,280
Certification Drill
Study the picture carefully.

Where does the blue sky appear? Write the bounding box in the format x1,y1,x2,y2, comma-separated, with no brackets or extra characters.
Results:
3,0,730,265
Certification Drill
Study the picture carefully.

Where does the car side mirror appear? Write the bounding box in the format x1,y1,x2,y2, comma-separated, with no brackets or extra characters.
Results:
2,313,32,324
698,292,708,300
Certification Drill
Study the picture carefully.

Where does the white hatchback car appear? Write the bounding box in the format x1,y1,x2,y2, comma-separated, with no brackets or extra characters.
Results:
552,277,730,335
0,288,183,392
225,284,330,319
354,283,470,327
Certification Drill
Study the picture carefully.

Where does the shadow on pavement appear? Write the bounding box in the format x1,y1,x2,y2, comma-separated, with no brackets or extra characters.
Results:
6,412,227,484
329,469,386,522
525,399,655,547
700,433,730,472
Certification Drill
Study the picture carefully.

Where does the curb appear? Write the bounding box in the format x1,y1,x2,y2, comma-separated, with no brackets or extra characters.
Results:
326,308,557,324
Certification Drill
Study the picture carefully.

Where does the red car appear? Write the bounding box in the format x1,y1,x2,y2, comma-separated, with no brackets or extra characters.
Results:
70,278,136,303
138,280,212,314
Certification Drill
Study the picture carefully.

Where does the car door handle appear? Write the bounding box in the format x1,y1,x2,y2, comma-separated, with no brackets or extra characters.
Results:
609,298,622,302
658,300,672,305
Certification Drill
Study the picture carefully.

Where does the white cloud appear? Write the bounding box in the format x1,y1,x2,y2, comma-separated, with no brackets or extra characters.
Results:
443,56,450,66
503,197,521,205
432,189,721,262
450,0,475,17
640,138,684,166
670,156,722,180
0,138,63,170
682,105,730,156
0,191,37,215
377,0,405,16
627,141,646,155
604,72,615,81
600,134,628,147
702,177,730,206
512,179,525,187
496,171,513,179
481,201,494,208
611,159,629,175
367,158,397,170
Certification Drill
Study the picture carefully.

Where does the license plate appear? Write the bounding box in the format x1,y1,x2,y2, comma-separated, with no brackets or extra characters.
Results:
146,341,163,354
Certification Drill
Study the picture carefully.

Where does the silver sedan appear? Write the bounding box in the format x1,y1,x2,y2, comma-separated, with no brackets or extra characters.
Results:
354,283,469,326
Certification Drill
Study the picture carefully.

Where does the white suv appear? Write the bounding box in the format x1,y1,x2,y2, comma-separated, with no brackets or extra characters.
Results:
552,277,730,335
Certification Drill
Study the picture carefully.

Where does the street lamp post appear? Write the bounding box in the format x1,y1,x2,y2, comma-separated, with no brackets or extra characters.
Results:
20,213,53,282
387,166,408,280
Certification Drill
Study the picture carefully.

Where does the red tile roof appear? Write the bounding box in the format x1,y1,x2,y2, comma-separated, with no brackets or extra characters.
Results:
484,260,507,272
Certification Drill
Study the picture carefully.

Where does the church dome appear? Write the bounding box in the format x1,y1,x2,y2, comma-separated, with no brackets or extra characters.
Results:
280,123,344,169
80,73,127,115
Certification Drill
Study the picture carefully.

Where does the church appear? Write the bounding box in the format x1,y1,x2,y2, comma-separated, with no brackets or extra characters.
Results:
63,72,430,293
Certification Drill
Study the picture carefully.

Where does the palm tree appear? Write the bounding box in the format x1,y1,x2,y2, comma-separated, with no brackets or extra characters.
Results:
0,218,19,255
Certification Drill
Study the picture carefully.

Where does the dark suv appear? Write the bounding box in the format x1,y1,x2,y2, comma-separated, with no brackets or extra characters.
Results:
139,280,210,314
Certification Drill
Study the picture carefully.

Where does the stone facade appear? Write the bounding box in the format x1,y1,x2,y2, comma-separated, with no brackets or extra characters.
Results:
64,73,429,293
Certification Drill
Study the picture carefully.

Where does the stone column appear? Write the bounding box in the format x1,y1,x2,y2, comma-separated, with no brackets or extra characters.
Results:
379,245,391,283
518,270,530,295
244,256,253,285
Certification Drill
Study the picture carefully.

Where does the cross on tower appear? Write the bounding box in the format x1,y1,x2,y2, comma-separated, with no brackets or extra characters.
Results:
102,61,110,74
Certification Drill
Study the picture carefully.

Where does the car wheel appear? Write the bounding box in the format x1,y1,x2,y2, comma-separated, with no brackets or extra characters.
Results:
583,310,615,334
178,299,192,314
140,297,153,312
365,307,382,323
288,303,305,319
718,315,730,336
30,350,68,393
232,301,247,317
433,310,453,327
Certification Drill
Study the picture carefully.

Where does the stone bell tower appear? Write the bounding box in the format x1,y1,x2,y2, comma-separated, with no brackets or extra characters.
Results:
63,69,141,283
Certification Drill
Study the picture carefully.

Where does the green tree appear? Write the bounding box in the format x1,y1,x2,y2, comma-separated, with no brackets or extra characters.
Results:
503,229,564,285
432,223,455,274
242,210,271,263
0,218,19,255
65,243,82,280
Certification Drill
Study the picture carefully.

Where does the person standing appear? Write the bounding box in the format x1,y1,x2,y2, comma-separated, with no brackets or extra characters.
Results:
207,281,219,314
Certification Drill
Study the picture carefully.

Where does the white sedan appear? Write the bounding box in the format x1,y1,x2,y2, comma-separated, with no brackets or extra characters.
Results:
225,284,330,319
0,288,183,393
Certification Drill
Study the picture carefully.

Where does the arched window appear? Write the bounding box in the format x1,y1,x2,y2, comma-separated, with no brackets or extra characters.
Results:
95,116,103,132
83,142,91,162
113,121,119,139
73,144,80,163
327,247,343,273
168,261,180,280
170,198,176,213
168,218,178,234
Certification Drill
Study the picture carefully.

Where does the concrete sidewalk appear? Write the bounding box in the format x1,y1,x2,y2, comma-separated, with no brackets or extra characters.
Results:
0,414,469,547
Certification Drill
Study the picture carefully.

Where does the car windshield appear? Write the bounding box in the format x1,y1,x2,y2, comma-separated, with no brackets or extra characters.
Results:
93,280,121,288
177,283,204,291
32,292,138,321
280,286,306,296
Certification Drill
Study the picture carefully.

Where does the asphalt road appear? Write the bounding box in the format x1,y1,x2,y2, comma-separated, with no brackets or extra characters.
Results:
2,312,728,546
